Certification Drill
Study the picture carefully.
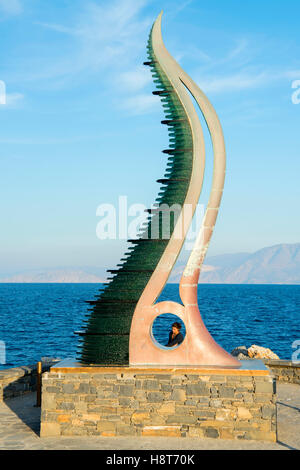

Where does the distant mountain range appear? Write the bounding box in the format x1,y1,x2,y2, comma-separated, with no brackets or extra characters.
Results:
1,243,300,284
170,243,300,284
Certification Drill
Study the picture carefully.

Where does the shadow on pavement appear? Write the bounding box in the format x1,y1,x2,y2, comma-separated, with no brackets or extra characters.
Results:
4,392,41,436
277,401,300,413
276,440,298,450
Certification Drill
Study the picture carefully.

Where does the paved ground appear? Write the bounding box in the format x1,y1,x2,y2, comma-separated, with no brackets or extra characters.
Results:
0,383,299,450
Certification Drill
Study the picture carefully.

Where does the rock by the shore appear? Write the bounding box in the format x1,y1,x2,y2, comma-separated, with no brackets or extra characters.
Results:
247,345,279,360
231,345,280,360
231,346,250,360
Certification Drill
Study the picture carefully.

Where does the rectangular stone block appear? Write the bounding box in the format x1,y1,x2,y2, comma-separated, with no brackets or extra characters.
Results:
142,426,181,437
170,389,186,401
219,386,235,398
97,421,116,433
161,383,172,392
254,394,274,404
61,426,89,436
59,402,75,410
244,430,276,442
143,380,160,390
195,410,216,419
116,424,136,436
209,375,226,383
78,383,90,393
45,386,61,393
186,384,210,396
185,399,198,406
147,392,165,402
42,393,57,411
255,381,274,394
40,422,61,437
119,385,134,396
166,415,197,425
154,375,172,381
210,399,222,407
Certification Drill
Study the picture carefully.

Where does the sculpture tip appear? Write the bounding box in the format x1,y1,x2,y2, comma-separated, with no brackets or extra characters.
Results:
155,10,163,22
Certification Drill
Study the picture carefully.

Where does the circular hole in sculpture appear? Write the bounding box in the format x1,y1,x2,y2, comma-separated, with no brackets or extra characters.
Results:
151,313,186,350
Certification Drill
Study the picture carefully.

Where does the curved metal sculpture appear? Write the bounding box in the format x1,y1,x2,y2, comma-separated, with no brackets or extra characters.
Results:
77,12,240,368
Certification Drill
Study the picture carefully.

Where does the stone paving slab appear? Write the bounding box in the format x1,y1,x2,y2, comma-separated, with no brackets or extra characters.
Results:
0,383,299,450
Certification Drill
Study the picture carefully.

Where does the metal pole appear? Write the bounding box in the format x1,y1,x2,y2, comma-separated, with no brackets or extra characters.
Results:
36,361,42,407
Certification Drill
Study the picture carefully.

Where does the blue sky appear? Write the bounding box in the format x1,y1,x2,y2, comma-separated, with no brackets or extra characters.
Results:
0,0,300,275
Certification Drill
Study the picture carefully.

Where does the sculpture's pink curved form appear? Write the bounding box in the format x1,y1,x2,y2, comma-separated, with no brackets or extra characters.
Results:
129,12,240,367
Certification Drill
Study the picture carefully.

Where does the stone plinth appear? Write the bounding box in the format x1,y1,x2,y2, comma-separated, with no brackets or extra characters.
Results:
40,359,277,442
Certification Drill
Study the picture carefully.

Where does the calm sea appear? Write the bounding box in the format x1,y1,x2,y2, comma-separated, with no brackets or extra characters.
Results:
0,283,299,369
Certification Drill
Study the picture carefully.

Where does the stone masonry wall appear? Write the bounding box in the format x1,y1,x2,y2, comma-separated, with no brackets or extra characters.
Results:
264,360,300,385
0,360,59,402
0,365,38,402
41,368,277,442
